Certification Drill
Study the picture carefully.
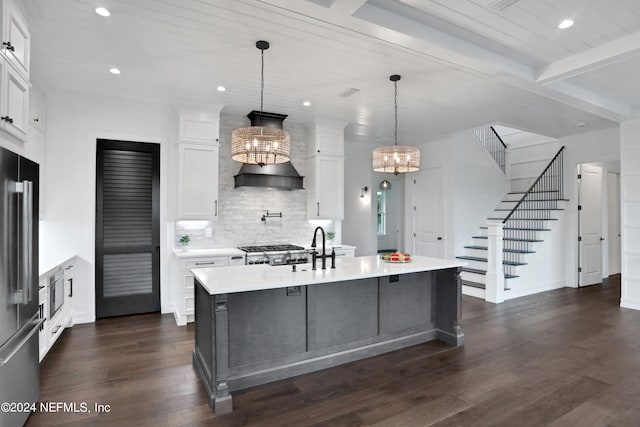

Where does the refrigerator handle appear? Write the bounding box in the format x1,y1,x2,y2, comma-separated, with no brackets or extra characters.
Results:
0,313,43,366
20,180,33,304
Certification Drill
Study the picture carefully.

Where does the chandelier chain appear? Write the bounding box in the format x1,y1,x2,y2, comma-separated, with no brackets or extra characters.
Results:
260,48,265,124
394,80,398,147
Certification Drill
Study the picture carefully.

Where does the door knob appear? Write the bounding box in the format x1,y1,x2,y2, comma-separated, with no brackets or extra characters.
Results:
437,237,442,241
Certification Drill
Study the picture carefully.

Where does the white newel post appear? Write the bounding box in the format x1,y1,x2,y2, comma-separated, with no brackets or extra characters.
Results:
485,221,505,304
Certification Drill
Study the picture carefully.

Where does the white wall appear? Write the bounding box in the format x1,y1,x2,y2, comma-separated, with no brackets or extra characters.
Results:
404,131,508,259
343,142,377,256
497,127,620,289
374,173,405,252
452,132,509,255
620,119,640,310
559,127,620,287
40,90,176,324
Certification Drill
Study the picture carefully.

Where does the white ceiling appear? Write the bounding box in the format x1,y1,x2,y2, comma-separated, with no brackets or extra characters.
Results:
23,0,640,144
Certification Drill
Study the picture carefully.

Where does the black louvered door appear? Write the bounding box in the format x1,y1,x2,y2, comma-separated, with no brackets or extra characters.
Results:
96,139,160,318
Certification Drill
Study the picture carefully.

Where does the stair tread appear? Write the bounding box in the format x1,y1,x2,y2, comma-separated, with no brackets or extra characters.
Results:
480,226,551,231
464,245,535,254
502,198,570,202
462,280,485,289
460,267,519,279
456,256,526,266
460,267,486,275
508,190,559,194
494,208,565,211
472,236,544,242
487,217,559,221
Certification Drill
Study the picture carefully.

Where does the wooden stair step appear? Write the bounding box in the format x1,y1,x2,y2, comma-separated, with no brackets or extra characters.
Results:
472,236,544,242
487,218,558,221
494,208,565,211
464,246,535,254
456,256,526,266
502,198,569,202
460,267,519,279
508,190,559,194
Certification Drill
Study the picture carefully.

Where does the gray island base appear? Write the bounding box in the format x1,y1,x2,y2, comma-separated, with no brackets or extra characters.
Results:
192,256,464,414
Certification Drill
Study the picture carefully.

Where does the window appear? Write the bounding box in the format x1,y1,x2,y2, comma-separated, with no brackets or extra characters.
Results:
377,191,386,235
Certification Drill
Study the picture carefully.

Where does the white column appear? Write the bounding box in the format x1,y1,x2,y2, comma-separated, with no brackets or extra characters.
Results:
485,221,505,304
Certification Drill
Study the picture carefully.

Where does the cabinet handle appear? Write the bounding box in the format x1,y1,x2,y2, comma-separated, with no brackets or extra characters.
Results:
68,278,73,298
215,200,218,216
317,202,320,217
51,325,62,335
1,116,13,124
34,118,39,123
195,262,215,266
2,41,14,52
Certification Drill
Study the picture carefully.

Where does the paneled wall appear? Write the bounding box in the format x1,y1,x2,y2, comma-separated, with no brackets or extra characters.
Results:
621,119,640,310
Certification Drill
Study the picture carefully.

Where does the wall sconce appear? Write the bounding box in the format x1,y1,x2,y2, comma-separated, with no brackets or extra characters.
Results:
360,186,368,198
380,180,392,190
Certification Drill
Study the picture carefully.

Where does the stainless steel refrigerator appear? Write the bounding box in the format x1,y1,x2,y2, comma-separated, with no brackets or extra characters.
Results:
0,145,42,427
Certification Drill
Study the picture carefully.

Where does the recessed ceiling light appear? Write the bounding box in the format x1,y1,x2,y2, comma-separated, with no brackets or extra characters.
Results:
95,7,111,17
558,19,574,29
217,86,226,92
303,101,311,107
109,68,121,75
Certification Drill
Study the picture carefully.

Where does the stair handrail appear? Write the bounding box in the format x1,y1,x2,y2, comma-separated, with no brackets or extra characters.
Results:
472,126,507,173
490,126,507,149
502,145,565,224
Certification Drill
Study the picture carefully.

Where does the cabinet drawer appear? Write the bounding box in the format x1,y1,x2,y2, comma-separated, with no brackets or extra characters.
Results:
179,257,228,270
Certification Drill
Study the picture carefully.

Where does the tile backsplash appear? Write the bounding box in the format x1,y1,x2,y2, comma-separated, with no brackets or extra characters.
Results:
175,112,336,249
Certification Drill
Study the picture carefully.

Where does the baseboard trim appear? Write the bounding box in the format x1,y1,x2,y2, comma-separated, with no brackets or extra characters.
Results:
620,298,640,311
462,285,485,300
505,280,565,300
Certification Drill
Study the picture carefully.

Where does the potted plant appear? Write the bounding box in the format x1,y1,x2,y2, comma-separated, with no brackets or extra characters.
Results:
326,231,335,244
179,234,191,248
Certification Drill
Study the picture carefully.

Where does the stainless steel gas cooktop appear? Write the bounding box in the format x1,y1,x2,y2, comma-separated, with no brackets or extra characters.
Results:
237,244,305,253
237,244,308,265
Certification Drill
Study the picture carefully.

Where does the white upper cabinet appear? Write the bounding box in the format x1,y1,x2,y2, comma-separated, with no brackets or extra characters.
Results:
176,105,223,220
308,155,344,220
0,56,29,140
0,0,31,142
306,119,347,220
178,105,223,143
178,142,219,220
307,119,345,157
2,0,30,78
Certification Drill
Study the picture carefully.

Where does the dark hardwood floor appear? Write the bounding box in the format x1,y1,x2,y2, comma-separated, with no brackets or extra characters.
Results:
26,277,639,427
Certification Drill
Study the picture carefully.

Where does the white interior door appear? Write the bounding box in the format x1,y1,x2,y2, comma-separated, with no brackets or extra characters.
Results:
579,164,603,286
607,173,621,275
412,167,445,258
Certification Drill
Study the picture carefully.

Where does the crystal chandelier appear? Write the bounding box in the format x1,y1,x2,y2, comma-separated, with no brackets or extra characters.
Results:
231,41,290,166
372,75,420,175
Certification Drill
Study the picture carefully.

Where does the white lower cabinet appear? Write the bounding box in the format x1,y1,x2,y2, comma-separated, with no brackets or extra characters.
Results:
38,259,75,362
38,278,47,362
332,247,355,258
175,255,245,326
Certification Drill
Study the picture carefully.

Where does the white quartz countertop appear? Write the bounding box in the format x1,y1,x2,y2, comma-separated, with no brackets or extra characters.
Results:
301,244,356,251
193,255,467,295
173,248,246,258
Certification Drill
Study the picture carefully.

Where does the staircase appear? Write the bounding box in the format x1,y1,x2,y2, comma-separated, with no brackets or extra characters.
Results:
457,132,567,300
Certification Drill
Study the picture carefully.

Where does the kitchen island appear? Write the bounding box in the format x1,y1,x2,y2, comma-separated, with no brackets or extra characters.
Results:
192,255,465,414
